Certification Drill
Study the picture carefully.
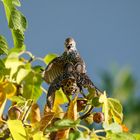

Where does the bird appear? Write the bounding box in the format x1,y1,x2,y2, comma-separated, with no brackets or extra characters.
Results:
44,37,86,84
44,37,101,109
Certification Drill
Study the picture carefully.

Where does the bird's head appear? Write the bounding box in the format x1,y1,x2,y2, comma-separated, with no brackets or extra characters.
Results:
64,37,77,53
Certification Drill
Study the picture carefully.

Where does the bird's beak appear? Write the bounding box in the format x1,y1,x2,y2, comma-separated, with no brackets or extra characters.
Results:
66,45,71,50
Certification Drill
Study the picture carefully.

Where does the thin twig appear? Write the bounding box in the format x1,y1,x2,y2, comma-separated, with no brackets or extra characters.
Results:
22,100,33,123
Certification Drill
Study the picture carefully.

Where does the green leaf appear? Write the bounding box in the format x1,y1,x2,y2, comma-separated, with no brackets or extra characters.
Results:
0,59,10,79
9,96,26,103
53,88,68,111
0,59,5,77
106,131,136,140
16,64,31,84
133,134,140,140
108,98,123,124
12,0,21,7
44,53,58,65
54,119,78,129
99,92,123,124
7,120,27,140
22,68,43,101
5,52,24,79
69,131,85,140
86,87,98,100
92,97,102,107
9,9,26,32
103,122,122,133
9,44,26,53
0,35,8,55
12,29,25,49
2,0,27,48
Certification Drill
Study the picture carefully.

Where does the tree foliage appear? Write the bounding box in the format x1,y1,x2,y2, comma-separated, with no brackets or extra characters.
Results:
100,66,140,133
0,0,139,139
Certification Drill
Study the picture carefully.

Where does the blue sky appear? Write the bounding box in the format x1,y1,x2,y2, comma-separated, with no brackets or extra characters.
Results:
0,0,140,93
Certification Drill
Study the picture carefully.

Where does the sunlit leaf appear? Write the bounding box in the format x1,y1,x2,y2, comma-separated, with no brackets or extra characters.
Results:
16,65,31,84
53,88,68,112
99,92,123,124
103,122,122,133
22,68,43,101
12,29,25,49
12,0,21,7
0,97,6,120
108,98,123,124
5,52,24,79
3,82,17,99
44,53,58,65
0,89,6,107
9,9,26,32
9,95,26,103
67,96,78,121
7,120,26,140
33,131,47,140
106,131,135,140
99,91,109,124
0,59,9,79
2,0,27,48
0,35,8,55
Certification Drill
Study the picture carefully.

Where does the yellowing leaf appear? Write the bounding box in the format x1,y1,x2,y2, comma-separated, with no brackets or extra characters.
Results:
0,98,7,121
0,85,6,105
33,131,47,140
53,88,68,112
30,103,41,127
40,112,55,131
99,91,123,124
44,53,58,65
108,98,123,124
99,91,109,124
3,82,17,99
67,96,78,121
7,120,26,140
55,129,70,140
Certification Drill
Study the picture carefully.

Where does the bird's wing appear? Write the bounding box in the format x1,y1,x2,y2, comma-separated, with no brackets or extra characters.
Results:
74,55,86,73
77,73,102,96
44,56,64,84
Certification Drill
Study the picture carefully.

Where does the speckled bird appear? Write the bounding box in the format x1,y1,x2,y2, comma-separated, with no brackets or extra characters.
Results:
44,37,101,109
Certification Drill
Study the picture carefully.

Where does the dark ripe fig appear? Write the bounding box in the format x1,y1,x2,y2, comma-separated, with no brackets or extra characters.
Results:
8,106,22,120
93,112,104,123
77,99,87,112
